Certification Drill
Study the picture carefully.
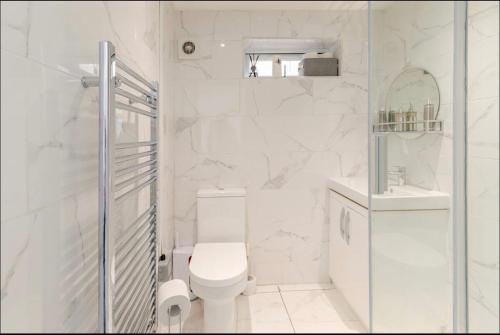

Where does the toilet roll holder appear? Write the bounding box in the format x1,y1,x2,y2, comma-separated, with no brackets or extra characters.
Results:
167,304,183,333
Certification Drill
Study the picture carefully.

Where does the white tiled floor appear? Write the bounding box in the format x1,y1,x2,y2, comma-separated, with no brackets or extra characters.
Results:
162,284,367,333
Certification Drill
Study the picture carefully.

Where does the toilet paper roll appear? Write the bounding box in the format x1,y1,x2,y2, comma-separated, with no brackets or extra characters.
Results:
158,279,191,326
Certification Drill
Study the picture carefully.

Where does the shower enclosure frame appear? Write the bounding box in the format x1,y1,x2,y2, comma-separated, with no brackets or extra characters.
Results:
452,1,468,332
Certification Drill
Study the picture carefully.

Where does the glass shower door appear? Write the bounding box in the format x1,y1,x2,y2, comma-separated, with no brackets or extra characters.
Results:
368,1,456,332
466,1,499,332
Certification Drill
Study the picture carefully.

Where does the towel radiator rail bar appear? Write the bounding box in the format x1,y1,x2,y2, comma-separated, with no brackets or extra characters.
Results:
82,40,159,333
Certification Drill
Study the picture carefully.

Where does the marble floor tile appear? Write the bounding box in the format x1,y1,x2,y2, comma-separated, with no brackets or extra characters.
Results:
169,286,363,333
278,283,333,292
256,285,279,293
281,289,358,323
237,292,290,323
237,319,295,333
292,320,366,333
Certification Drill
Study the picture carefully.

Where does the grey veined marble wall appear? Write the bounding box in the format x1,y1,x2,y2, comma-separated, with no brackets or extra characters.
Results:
172,10,369,284
0,1,175,332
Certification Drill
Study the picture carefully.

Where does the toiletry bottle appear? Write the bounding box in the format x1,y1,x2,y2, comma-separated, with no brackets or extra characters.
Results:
424,98,435,131
395,108,404,132
406,103,417,131
378,107,387,132
388,108,396,131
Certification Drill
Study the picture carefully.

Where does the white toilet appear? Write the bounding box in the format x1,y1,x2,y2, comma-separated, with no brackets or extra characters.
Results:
189,188,248,333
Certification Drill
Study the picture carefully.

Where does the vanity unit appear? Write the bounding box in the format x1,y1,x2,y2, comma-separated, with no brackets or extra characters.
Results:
328,178,369,328
328,177,451,332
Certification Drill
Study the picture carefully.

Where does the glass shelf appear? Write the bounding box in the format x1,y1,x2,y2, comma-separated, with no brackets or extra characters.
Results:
373,120,443,135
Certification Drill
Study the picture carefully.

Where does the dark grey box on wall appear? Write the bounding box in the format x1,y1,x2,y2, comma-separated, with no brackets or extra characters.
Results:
298,58,339,76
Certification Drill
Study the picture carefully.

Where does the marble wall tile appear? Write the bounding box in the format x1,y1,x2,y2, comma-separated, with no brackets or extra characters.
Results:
249,11,286,38
340,40,368,76
468,34,499,101
313,76,368,115
468,98,499,160
246,189,330,284
214,11,251,40
176,40,244,80
240,78,314,116
175,79,240,117
0,1,30,56
0,51,29,222
172,9,369,285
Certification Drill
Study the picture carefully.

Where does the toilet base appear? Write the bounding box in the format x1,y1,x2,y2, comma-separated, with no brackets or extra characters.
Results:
203,297,236,333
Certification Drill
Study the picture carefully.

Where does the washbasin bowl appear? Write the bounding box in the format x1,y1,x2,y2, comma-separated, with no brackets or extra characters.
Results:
327,177,450,211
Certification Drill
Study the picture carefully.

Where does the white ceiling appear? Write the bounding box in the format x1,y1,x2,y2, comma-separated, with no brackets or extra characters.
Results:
170,1,376,11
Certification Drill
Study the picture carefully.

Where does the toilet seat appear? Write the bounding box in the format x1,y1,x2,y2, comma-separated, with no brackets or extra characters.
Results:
189,242,247,288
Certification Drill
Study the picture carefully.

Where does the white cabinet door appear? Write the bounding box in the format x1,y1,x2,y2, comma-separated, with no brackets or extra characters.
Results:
329,191,348,288
329,190,369,328
343,200,369,328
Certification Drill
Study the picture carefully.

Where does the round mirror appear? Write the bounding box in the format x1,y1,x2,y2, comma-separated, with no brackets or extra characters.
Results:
385,67,440,116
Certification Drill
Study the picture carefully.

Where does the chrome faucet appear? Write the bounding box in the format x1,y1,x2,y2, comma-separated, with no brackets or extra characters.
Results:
387,166,406,186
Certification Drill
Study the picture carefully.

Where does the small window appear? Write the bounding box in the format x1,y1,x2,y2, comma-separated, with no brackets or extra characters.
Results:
245,53,303,78
243,38,338,78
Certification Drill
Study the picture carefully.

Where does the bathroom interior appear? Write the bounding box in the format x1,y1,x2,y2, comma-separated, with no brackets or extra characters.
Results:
1,1,498,333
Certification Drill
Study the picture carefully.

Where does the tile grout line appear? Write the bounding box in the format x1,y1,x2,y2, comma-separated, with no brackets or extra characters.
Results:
277,286,296,334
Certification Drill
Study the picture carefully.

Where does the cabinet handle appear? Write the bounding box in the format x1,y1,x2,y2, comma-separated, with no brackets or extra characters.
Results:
340,207,345,239
345,211,351,244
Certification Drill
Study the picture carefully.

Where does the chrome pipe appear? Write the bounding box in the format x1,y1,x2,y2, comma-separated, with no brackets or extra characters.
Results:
115,88,157,109
115,150,156,164
115,263,155,315
134,297,156,333
115,205,155,251
115,101,157,118
115,159,157,178
117,283,155,332
124,294,155,333
116,270,155,329
115,74,155,99
116,244,156,296
115,141,157,150
115,168,157,192
120,288,155,333
81,76,99,88
115,231,155,277
115,214,155,258
151,80,160,334
116,226,155,271
116,59,158,93
98,40,116,334
115,254,155,313
115,256,155,311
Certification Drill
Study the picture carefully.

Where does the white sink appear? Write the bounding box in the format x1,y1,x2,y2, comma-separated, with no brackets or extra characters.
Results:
327,177,450,211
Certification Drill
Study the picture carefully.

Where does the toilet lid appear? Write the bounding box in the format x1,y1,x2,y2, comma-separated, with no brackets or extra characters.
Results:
190,242,247,288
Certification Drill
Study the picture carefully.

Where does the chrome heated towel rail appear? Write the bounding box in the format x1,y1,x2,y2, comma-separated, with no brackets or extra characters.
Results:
82,41,159,333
